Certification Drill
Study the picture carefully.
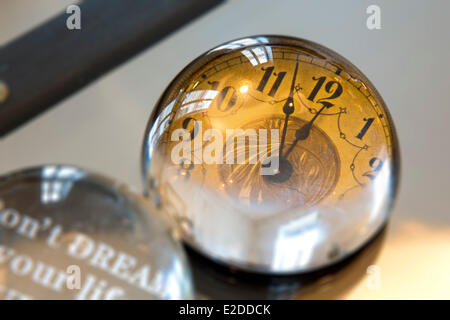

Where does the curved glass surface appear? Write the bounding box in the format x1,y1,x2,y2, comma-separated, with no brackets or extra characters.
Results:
0,165,193,299
142,35,399,274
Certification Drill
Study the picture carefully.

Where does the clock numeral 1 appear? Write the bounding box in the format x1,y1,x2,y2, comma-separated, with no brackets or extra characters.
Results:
356,117,375,140
257,67,286,97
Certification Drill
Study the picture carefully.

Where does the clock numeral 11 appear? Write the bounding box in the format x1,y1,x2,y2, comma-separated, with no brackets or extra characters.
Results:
257,67,286,97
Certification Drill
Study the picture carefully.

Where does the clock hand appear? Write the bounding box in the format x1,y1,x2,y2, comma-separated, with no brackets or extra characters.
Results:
283,101,332,159
263,62,298,184
278,61,299,155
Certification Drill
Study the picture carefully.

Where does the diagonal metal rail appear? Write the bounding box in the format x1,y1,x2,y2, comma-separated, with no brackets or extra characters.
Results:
0,0,224,137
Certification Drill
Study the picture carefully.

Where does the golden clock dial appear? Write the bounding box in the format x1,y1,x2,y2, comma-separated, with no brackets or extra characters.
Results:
218,116,340,213
142,36,399,274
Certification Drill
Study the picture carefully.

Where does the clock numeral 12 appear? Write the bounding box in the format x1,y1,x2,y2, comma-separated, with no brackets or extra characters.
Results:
307,76,343,107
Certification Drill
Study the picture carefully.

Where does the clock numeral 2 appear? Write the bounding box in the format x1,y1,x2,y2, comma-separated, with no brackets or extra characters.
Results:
362,157,383,180
257,67,286,97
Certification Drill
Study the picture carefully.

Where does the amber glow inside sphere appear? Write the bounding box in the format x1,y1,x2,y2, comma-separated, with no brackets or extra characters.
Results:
142,36,399,274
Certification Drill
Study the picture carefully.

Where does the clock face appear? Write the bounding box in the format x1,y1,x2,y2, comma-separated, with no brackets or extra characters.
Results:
142,36,399,274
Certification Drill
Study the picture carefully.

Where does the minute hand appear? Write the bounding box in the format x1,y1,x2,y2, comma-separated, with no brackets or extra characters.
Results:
282,101,332,159
279,62,299,155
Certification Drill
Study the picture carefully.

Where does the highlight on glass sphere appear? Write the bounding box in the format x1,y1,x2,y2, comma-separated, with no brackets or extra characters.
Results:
142,35,399,274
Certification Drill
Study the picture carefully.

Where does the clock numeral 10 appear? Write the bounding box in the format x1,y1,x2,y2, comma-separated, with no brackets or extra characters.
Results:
257,67,286,97
208,81,237,112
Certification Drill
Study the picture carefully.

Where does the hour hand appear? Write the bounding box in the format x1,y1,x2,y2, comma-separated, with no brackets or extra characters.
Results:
282,97,295,115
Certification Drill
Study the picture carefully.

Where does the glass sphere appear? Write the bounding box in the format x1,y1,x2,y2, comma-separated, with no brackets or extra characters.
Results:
0,165,193,299
142,35,399,274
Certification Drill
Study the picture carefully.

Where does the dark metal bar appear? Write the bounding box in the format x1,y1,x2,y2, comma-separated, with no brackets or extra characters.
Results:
0,0,224,137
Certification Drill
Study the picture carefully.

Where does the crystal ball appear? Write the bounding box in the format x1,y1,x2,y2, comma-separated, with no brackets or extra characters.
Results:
142,35,399,274
0,165,193,299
